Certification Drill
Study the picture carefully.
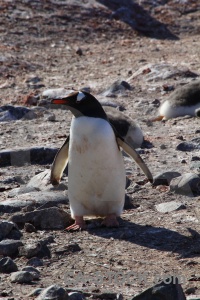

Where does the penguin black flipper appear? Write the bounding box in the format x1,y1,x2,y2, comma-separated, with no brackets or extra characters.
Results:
50,135,70,186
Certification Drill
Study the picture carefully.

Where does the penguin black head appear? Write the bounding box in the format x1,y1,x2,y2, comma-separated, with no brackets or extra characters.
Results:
51,91,107,120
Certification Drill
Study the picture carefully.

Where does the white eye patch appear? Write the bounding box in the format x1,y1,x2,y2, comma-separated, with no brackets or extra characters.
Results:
77,91,85,102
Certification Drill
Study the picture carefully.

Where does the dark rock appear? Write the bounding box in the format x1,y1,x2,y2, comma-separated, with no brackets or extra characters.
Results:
0,105,31,122
24,223,36,233
36,284,68,300
0,191,68,213
155,201,186,213
76,47,83,55
10,270,34,283
100,80,131,97
10,207,71,230
170,173,200,196
68,292,85,300
27,257,43,267
131,276,186,299
18,243,42,258
0,257,18,273
0,147,58,167
21,266,40,280
0,220,17,241
153,171,181,186
28,288,44,297
176,138,200,152
0,239,23,256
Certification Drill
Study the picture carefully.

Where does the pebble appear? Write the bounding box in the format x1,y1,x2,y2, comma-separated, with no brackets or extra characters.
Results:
27,257,43,267
18,243,42,258
21,266,40,280
155,201,186,213
35,284,68,300
24,222,36,233
10,270,34,283
153,171,181,186
170,173,200,196
0,239,23,256
28,288,44,297
0,257,18,273
10,207,71,230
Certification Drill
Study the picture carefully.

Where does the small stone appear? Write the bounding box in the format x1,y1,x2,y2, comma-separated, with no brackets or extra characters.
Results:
176,138,200,152
0,257,18,273
0,221,16,240
21,266,40,280
160,144,167,149
0,239,23,256
68,292,85,300
27,257,43,267
28,288,44,297
170,173,200,196
24,223,36,233
76,47,83,55
100,79,131,97
10,271,34,283
155,201,186,213
36,284,68,300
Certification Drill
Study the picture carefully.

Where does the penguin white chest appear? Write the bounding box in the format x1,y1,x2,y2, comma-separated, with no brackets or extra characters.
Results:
68,116,126,218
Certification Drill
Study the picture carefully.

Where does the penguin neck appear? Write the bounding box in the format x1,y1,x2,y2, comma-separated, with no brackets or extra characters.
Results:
69,106,108,120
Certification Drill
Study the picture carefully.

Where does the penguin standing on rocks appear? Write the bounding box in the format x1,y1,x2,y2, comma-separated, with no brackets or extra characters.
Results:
51,90,153,230
152,80,200,121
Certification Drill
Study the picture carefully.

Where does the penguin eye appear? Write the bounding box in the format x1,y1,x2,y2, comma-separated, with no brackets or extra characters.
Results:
76,91,85,103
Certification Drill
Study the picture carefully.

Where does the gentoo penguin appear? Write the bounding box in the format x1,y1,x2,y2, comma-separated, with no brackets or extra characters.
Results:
51,90,153,230
103,106,144,149
152,80,200,121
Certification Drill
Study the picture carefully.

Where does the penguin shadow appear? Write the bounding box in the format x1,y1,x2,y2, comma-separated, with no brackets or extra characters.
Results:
87,218,200,258
96,0,178,40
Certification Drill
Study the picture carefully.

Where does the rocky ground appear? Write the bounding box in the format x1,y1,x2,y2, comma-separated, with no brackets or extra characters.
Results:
0,0,200,299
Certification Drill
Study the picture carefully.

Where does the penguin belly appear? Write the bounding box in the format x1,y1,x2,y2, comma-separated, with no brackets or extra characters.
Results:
68,116,126,218
160,100,200,120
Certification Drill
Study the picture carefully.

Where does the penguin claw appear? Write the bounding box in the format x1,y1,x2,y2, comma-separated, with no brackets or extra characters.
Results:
65,217,86,231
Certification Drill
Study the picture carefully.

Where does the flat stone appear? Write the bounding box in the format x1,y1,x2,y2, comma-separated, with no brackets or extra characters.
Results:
36,284,68,300
170,173,200,196
10,270,34,283
153,171,181,186
0,190,68,213
0,239,23,256
155,201,186,213
68,292,85,300
10,207,71,230
0,257,18,273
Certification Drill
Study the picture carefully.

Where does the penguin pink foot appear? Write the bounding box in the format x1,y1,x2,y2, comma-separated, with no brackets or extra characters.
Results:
65,216,86,231
101,214,119,227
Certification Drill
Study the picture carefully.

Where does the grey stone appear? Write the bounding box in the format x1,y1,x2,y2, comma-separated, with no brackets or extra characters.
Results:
176,138,200,152
153,171,181,186
24,222,36,233
27,257,43,267
170,173,200,196
10,270,34,283
0,239,23,256
21,266,40,279
0,257,18,273
0,105,31,122
18,243,42,258
28,288,44,297
68,292,85,300
155,201,186,213
10,207,71,229
36,284,68,300
100,79,131,97
131,276,186,299
0,190,68,213
0,147,58,167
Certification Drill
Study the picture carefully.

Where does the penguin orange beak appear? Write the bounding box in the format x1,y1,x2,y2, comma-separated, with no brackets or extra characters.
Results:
151,115,164,122
51,99,69,105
